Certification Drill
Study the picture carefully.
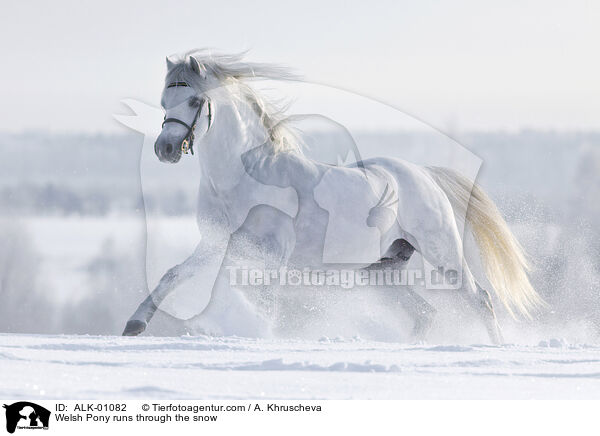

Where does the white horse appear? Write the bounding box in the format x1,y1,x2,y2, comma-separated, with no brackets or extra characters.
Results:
123,51,543,343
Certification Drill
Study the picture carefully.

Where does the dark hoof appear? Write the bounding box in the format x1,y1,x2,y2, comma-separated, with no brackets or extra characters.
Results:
122,320,147,336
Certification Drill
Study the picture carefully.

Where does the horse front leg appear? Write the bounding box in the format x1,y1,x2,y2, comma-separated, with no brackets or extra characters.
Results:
122,253,199,336
122,240,226,336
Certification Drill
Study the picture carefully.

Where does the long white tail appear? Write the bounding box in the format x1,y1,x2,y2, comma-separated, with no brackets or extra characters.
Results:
426,166,544,318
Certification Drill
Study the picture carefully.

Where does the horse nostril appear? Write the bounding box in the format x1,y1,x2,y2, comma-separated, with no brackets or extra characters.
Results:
165,143,173,154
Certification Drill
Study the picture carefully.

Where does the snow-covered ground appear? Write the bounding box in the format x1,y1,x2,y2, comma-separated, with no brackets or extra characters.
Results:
1,215,598,400
2,333,600,400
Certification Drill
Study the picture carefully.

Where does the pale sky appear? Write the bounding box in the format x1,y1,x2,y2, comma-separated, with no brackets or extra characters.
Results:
1,0,598,133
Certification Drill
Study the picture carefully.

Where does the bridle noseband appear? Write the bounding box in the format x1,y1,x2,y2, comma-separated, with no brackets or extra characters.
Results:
161,81,213,155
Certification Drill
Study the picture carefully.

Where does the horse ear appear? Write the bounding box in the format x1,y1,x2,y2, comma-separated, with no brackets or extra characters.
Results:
188,56,206,79
166,56,175,70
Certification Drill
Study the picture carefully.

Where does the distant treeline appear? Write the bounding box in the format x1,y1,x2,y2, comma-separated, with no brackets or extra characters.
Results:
0,183,194,215
0,130,599,217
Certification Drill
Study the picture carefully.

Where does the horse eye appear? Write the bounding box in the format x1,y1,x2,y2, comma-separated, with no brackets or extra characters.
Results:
189,97,201,108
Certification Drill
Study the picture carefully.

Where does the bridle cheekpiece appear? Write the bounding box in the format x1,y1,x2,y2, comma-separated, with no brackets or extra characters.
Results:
162,81,213,155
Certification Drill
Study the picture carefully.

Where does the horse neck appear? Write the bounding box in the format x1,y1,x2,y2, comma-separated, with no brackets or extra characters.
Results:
197,86,269,193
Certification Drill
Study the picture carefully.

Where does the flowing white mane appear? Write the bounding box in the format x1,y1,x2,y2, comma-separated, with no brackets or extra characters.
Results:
166,49,303,154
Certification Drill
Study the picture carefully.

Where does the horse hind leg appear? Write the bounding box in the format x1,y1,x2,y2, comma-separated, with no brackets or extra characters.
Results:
396,287,437,341
376,239,437,341
460,277,504,345
418,231,503,344
476,282,504,344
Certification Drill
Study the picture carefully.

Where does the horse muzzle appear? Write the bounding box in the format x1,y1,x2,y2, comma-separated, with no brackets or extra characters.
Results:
154,131,183,163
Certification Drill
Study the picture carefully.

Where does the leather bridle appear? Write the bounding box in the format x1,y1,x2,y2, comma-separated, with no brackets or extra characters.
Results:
161,81,213,155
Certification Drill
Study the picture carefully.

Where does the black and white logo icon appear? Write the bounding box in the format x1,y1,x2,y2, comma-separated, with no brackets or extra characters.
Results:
3,402,50,434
